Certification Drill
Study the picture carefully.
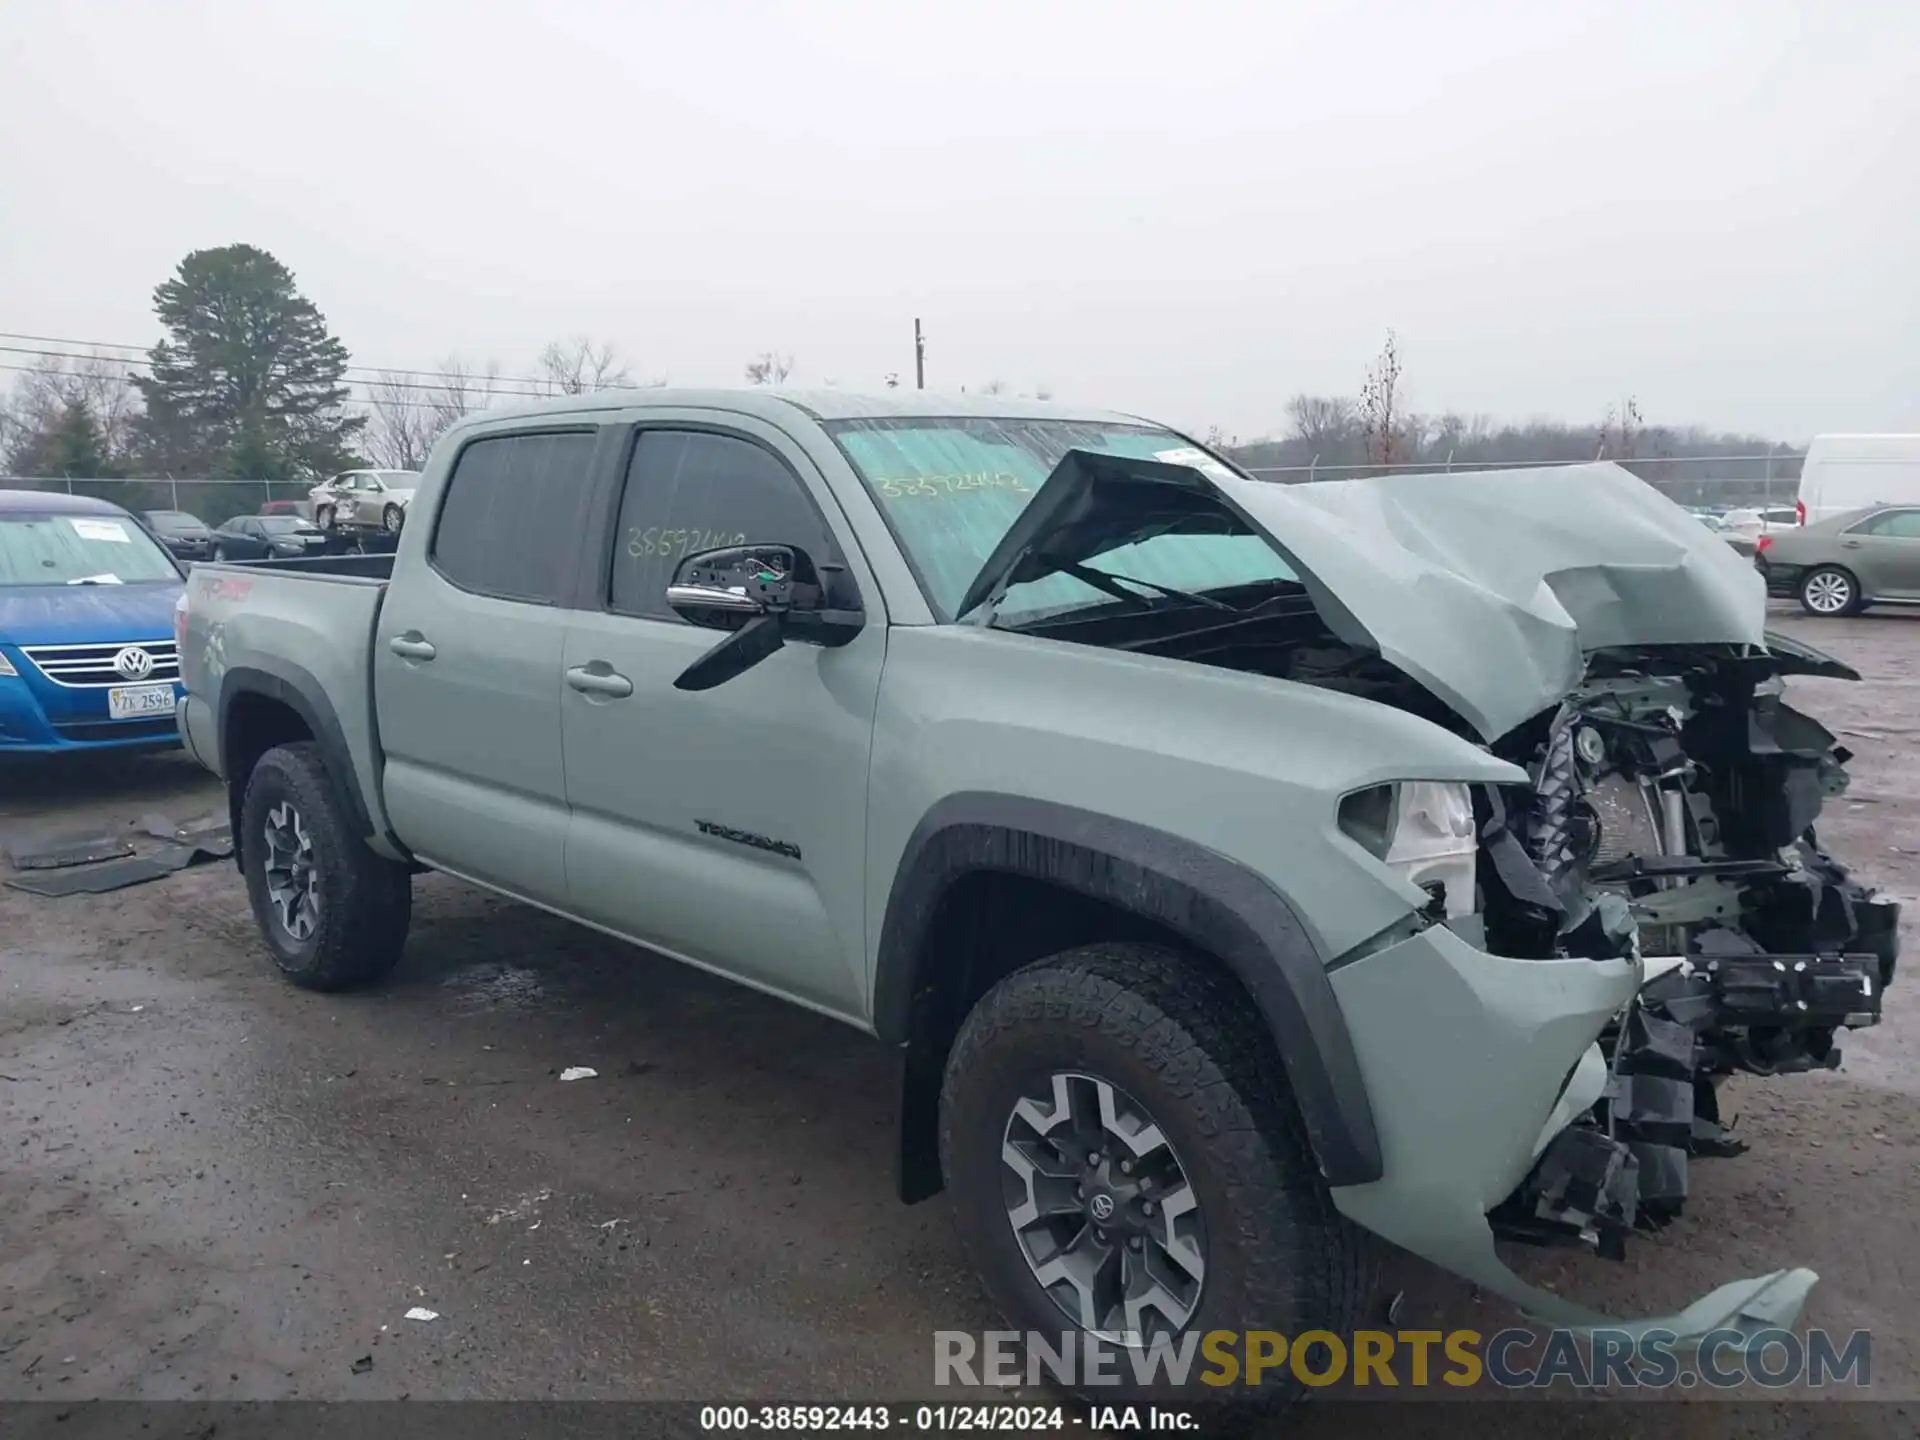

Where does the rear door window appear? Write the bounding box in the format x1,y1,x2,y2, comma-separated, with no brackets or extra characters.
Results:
431,432,599,604
1865,509,1920,539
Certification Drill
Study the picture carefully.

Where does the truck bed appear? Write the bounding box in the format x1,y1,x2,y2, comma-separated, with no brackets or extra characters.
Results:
177,553,399,854
207,551,397,579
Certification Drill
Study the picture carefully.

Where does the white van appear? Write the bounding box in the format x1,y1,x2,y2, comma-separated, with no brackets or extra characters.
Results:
1796,434,1920,526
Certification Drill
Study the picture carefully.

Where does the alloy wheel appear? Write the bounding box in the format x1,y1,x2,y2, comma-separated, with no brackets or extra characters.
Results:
1000,1071,1207,1344
1804,570,1852,615
262,800,322,941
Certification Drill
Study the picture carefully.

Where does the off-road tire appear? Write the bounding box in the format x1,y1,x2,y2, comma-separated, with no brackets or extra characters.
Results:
240,741,411,991
940,942,1373,1408
1799,565,1861,617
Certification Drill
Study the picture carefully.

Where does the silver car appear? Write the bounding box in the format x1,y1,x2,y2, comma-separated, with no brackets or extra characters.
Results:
310,470,419,534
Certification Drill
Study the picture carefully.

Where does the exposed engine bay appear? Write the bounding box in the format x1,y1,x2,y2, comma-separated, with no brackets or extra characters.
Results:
1031,590,1899,1263
1479,643,1896,1258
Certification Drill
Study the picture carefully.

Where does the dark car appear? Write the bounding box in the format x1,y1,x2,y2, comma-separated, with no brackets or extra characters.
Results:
142,509,214,561
208,514,331,561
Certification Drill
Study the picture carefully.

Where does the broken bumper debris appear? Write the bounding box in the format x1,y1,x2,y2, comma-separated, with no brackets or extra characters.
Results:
1325,923,1860,1342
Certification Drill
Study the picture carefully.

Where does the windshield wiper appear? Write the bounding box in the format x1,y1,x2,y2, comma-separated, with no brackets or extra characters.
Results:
1060,562,1235,612
963,559,1238,631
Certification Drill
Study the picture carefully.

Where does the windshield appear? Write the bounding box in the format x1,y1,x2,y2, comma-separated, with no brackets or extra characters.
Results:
258,515,319,533
0,513,182,586
825,417,1297,622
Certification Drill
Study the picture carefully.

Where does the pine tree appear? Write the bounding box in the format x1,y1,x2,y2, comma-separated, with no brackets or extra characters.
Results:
133,245,365,480
8,401,120,479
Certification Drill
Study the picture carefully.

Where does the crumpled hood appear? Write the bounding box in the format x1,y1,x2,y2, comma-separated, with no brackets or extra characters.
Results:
959,453,1767,741
0,581,185,647
1236,463,1768,739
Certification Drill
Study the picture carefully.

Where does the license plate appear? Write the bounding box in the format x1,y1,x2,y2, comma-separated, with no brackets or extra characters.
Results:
108,683,177,720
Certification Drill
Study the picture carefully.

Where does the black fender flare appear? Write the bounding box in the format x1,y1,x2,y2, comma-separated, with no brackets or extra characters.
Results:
874,793,1383,1190
216,662,384,861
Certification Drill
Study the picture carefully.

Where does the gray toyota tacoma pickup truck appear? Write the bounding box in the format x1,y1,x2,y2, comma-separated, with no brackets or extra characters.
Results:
175,388,1896,1397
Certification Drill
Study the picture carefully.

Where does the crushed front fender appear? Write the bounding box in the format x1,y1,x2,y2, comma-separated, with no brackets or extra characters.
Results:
1324,920,1819,1345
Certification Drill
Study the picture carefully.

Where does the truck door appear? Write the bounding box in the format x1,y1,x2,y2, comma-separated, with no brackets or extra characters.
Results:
559,420,885,1022
373,428,604,906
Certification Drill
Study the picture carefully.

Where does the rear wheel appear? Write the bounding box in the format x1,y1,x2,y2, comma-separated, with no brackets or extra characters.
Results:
940,942,1371,1407
315,505,334,530
240,741,411,991
1799,565,1859,617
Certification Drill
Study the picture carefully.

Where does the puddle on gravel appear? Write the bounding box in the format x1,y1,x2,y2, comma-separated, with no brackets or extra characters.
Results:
439,962,551,1012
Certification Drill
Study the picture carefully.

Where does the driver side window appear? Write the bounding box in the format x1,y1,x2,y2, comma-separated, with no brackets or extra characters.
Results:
608,430,835,620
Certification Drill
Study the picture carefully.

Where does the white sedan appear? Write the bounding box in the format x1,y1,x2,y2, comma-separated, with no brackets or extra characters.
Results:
312,470,420,534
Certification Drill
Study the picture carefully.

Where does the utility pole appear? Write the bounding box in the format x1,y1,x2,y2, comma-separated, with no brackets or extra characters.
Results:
914,318,925,390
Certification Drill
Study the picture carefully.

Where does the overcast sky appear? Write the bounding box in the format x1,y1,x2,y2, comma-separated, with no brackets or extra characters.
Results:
2,0,1913,442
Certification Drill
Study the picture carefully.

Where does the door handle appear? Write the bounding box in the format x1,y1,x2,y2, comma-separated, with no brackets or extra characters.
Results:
566,663,634,699
389,634,437,661
1842,539,1864,549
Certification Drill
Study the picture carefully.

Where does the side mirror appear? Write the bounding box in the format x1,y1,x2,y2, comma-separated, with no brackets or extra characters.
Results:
665,544,863,692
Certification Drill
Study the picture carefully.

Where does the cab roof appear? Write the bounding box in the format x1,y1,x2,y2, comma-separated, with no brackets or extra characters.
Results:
453,386,1156,432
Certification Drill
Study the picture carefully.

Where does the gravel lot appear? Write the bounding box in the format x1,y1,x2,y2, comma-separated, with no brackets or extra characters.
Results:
2,606,1915,1414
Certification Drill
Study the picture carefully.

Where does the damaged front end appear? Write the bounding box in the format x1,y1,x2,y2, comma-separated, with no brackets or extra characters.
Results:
1484,642,1897,1260
951,447,1900,1338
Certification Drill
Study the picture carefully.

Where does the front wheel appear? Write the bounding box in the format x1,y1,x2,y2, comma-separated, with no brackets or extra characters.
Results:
382,504,404,534
240,741,411,991
939,943,1371,1407
1799,565,1859,617
315,505,334,530
212,545,228,561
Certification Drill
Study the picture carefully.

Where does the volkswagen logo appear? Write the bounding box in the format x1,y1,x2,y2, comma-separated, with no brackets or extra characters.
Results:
112,645,155,681
1088,1193,1116,1222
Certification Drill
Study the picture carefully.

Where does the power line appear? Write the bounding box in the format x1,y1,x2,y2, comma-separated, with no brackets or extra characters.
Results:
0,343,567,407
0,359,551,415
0,329,566,391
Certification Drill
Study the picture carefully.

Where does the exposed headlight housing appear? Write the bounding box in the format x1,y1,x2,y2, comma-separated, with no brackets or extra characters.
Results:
1339,781,1478,918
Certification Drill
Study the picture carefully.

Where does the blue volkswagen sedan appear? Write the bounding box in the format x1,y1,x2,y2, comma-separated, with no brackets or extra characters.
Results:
0,490,189,754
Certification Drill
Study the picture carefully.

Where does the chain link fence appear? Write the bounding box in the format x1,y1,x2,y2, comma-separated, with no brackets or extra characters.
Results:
6,450,1806,524
1234,452,1804,510
0,475,317,525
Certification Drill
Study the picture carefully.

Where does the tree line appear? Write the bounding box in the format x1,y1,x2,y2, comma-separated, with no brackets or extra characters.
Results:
1218,330,1796,486
2,246,1801,504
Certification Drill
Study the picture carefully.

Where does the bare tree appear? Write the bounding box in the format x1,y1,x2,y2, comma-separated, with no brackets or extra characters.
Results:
1598,396,1644,460
1203,424,1240,451
1358,331,1406,468
744,351,796,386
361,357,508,471
977,379,1008,396
1283,394,1357,454
536,338,633,395
1,352,143,473
426,356,504,432
364,374,439,470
